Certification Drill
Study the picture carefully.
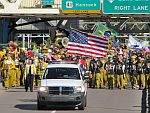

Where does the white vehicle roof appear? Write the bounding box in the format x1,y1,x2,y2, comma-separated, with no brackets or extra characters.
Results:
46,63,79,69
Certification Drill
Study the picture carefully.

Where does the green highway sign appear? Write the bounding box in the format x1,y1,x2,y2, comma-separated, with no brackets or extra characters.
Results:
62,0,101,14
42,0,54,6
103,0,150,14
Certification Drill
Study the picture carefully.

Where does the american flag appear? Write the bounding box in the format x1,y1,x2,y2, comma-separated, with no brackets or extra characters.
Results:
67,30,108,58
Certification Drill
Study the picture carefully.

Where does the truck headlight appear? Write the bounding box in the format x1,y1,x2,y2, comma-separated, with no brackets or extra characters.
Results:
74,86,82,93
39,87,48,92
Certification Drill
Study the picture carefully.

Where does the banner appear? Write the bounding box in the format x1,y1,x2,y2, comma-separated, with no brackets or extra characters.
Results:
128,35,142,49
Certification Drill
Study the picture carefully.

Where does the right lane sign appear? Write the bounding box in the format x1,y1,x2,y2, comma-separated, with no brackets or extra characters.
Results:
103,0,150,14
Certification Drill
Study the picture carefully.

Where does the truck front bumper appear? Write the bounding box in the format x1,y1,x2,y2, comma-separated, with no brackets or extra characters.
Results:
37,92,85,106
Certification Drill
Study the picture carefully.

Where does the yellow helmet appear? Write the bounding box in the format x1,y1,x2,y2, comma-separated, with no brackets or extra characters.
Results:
42,45,48,50
131,55,136,59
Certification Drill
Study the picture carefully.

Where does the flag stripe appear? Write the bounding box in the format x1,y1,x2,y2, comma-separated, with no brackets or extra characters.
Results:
88,41,108,48
74,29,108,41
88,37,108,45
68,42,108,51
68,42,108,50
87,34,108,41
68,43,108,52
67,50,106,57
67,47,107,55
67,48,107,55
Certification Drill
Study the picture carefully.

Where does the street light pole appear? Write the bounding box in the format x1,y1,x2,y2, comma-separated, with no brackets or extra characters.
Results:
27,34,30,48
43,34,45,45
22,34,25,49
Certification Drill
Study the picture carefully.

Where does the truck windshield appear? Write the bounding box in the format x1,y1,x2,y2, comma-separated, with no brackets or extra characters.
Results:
43,68,80,79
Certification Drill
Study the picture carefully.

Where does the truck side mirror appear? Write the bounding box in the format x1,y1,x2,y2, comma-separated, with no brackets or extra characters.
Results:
84,71,89,81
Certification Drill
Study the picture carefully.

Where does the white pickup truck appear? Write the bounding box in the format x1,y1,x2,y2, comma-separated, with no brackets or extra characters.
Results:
37,61,87,110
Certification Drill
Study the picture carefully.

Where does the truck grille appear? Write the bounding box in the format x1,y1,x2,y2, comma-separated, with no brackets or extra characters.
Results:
49,87,60,95
48,87,74,95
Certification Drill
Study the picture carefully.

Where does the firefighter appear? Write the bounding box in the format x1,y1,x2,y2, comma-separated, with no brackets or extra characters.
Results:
113,55,118,88
0,48,6,59
86,58,91,72
89,59,96,88
144,56,150,89
1,54,6,87
95,58,103,88
137,58,145,89
123,55,129,87
100,58,107,88
127,56,132,86
131,55,139,89
15,54,21,87
2,54,8,89
0,49,6,84
105,56,115,89
10,55,17,87
3,54,15,89
116,58,126,89
36,56,47,86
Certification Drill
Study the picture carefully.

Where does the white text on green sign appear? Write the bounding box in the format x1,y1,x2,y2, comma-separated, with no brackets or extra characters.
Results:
62,0,101,10
103,0,150,14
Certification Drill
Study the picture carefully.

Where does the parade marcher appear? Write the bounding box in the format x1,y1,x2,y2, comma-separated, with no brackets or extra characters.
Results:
36,57,47,86
0,48,6,85
24,59,36,92
78,56,87,71
86,58,91,71
127,55,133,88
18,48,26,86
137,58,145,89
105,56,115,89
123,53,129,86
15,54,21,87
131,55,139,89
3,54,15,89
144,55,150,89
46,52,52,63
116,58,126,89
89,59,96,88
100,58,107,88
33,55,39,87
10,54,17,87
95,58,103,88
113,55,118,88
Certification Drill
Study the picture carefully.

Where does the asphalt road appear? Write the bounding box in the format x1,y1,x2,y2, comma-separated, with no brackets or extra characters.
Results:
0,87,149,113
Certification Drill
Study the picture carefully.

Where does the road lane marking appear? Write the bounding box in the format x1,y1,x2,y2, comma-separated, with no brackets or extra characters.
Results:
51,110,56,113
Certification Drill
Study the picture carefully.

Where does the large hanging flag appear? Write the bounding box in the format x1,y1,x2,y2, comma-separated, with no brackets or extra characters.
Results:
93,23,118,37
67,30,108,58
